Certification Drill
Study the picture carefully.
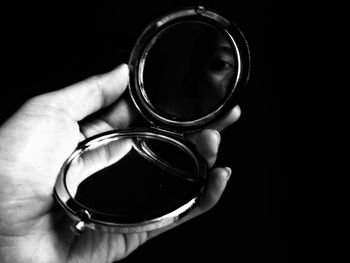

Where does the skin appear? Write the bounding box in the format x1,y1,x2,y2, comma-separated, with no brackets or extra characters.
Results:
198,34,236,114
0,64,241,263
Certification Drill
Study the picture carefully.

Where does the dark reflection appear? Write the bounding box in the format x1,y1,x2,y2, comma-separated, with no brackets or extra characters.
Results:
143,22,236,121
135,138,197,181
66,137,200,222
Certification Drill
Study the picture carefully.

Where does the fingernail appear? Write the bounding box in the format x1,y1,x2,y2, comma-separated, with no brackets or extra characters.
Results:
212,129,221,147
224,167,232,180
231,105,241,121
233,105,241,116
115,63,129,73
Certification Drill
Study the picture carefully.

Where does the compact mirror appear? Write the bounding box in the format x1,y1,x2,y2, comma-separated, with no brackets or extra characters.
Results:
143,23,236,121
54,6,250,233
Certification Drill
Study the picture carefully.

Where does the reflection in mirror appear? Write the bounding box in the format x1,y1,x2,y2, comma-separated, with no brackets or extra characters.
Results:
65,137,201,221
143,21,236,121
65,138,133,197
135,138,197,182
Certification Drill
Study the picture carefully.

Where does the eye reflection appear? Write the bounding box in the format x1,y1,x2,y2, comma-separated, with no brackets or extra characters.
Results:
197,35,236,113
208,59,233,72
143,23,236,121
207,49,235,72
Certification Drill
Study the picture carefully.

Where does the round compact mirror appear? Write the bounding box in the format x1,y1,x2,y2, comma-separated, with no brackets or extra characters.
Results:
54,6,250,234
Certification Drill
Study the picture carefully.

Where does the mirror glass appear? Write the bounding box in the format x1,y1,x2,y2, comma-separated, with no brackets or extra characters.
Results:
55,7,250,232
134,138,198,182
65,136,201,221
142,21,237,121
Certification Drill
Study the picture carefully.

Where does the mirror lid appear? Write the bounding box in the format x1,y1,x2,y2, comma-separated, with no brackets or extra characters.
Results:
129,6,250,133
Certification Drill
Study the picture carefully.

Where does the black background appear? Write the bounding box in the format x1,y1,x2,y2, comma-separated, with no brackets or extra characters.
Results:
0,1,285,262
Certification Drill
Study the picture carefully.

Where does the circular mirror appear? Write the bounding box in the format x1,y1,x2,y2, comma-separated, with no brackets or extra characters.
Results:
55,6,250,234
129,6,250,131
143,22,237,121
55,130,206,232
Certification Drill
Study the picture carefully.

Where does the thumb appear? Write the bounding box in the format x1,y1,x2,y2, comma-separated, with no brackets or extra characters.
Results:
31,64,129,121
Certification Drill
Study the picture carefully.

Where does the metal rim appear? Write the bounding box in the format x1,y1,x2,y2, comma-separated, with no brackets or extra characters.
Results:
128,6,250,132
54,128,207,233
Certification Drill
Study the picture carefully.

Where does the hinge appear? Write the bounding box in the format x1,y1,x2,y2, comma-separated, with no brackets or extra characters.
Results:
71,209,91,235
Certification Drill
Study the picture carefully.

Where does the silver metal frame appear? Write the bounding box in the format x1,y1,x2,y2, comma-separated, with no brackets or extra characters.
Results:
129,6,250,132
54,6,250,234
54,128,206,233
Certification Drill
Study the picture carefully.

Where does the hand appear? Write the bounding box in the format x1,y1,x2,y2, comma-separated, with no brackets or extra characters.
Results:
0,64,241,263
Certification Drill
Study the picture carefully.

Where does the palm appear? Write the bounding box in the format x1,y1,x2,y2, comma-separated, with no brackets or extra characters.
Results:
0,101,150,263
0,65,239,263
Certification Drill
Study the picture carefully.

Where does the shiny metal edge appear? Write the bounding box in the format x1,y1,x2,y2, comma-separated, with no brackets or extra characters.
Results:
53,129,206,233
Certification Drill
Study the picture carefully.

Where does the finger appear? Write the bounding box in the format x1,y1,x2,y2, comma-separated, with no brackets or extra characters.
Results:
186,105,240,149
80,95,138,138
195,167,231,212
33,64,129,121
191,129,221,168
147,167,231,240
207,105,241,132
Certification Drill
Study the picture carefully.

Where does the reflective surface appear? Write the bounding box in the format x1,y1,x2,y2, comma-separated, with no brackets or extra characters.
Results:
142,22,236,121
55,6,250,233
64,136,201,222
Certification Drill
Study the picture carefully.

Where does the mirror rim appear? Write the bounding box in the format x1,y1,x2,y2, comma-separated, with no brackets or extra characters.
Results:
54,6,250,234
54,128,207,233
129,6,250,132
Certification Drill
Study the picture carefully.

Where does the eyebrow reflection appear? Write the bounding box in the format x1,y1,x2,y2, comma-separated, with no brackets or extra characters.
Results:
214,46,233,53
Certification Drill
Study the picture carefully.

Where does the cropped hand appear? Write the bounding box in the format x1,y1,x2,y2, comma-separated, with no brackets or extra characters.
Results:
0,64,240,263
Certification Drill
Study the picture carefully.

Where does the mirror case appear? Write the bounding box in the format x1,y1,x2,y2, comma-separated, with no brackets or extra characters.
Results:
54,6,250,234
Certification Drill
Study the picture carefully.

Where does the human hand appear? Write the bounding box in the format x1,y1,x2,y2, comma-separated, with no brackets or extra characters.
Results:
0,64,240,263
